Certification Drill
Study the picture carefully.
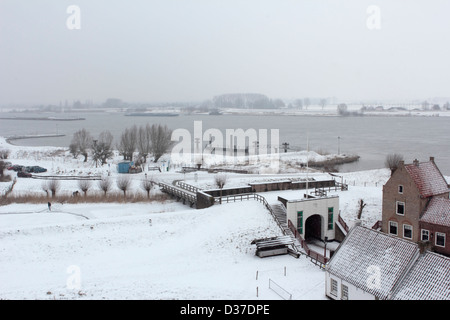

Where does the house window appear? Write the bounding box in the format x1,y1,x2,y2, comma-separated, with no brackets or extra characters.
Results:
297,211,303,234
436,232,446,247
396,201,405,216
328,207,334,230
403,224,413,239
389,221,398,236
421,229,429,241
330,278,338,296
341,284,348,300
398,185,403,194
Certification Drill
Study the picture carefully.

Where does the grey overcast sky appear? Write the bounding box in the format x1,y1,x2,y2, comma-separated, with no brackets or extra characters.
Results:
1,0,449,105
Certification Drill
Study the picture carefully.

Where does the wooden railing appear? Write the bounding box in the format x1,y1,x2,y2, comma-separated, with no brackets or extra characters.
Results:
288,219,328,266
337,213,350,233
154,181,197,204
175,181,201,194
371,220,382,230
335,181,348,191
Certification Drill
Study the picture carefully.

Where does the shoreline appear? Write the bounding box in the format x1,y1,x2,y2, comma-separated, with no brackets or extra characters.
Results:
0,116,85,121
5,134,66,145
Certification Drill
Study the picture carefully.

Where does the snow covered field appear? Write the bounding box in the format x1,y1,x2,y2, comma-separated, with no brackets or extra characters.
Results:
1,137,448,300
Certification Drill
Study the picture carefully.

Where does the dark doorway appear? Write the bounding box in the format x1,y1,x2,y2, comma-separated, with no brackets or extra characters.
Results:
305,215,322,241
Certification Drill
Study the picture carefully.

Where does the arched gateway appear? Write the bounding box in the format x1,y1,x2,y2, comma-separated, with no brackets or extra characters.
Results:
305,214,323,240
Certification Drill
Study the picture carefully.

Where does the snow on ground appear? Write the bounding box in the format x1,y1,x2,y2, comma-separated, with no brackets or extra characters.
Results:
1,136,448,300
0,201,325,300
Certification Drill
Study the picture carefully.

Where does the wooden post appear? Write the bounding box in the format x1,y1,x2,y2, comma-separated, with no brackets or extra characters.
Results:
256,270,258,280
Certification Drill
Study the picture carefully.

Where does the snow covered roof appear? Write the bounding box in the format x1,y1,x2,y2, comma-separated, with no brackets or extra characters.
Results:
420,197,450,227
404,159,449,198
326,226,419,300
391,251,450,300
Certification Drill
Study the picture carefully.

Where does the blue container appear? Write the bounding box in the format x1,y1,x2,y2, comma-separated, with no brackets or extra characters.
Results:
118,161,133,173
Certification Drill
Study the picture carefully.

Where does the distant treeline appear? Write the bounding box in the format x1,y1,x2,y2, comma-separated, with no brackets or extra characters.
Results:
212,93,285,109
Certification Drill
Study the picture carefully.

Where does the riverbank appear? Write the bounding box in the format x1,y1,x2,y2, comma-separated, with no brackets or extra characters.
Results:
6,134,66,145
0,116,85,121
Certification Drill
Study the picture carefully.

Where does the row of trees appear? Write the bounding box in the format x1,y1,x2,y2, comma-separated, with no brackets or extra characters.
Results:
117,124,172,163
42,176,154,198
69,124,173,165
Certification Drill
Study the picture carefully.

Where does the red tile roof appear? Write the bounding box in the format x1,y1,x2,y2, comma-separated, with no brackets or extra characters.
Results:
420,197,450,227
404,160,449,198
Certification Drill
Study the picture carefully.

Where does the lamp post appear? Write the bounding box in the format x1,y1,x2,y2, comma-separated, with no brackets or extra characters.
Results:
337,136,341,155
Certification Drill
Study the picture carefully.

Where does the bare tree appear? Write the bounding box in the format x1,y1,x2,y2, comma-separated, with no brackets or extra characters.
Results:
385,153,404,175
294,99,303,110
118,126,138,161
303,97,311,110
357,199,367,220
320,98,327,110
92,131,114,166
98,176,112,196
215,173,228,204
41,181,49,197
141,178,153,199
149,124,173,162
0,149,10,159
69,143,80,159
70,129,93,162
47,180,60,198
78,179,92,197
137,124,152,163
337,103,349,116
0,160,7,181
116,175,132,197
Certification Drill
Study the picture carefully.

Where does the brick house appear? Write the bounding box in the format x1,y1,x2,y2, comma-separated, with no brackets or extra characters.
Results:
419,197,450,256
381,157,450,255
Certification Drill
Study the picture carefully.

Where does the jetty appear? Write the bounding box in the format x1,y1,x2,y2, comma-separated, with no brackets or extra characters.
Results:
0,116,85,121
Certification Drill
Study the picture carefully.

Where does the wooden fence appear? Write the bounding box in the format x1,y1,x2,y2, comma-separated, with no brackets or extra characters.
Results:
31,175,102,180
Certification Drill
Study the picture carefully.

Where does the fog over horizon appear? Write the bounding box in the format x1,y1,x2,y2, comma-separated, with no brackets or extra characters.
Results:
1,0,450,106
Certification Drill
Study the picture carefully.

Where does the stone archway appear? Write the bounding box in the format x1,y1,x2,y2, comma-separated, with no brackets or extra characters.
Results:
305,214,322,241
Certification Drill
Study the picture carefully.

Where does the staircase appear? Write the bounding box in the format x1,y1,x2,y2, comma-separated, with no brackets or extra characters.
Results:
270,203,305,256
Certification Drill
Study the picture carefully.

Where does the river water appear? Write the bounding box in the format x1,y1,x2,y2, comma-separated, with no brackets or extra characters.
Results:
1,112,449,175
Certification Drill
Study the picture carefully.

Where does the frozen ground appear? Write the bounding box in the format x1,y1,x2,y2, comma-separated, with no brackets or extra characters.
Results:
0,137,448,300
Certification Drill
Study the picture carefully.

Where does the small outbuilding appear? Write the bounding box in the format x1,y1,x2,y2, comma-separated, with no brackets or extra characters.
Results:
118,161,134,173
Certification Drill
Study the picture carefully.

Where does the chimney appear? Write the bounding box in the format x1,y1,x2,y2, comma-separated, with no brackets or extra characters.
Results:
413,159,419,167
430,156,435,162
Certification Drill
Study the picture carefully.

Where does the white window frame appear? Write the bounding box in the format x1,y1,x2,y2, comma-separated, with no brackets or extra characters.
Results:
421,229,429,241
403,224,413,239
389,221,398,236
330,278,338,296
435,232,446,248
341,284,348,300
396,201,405,216
398,185,403,194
